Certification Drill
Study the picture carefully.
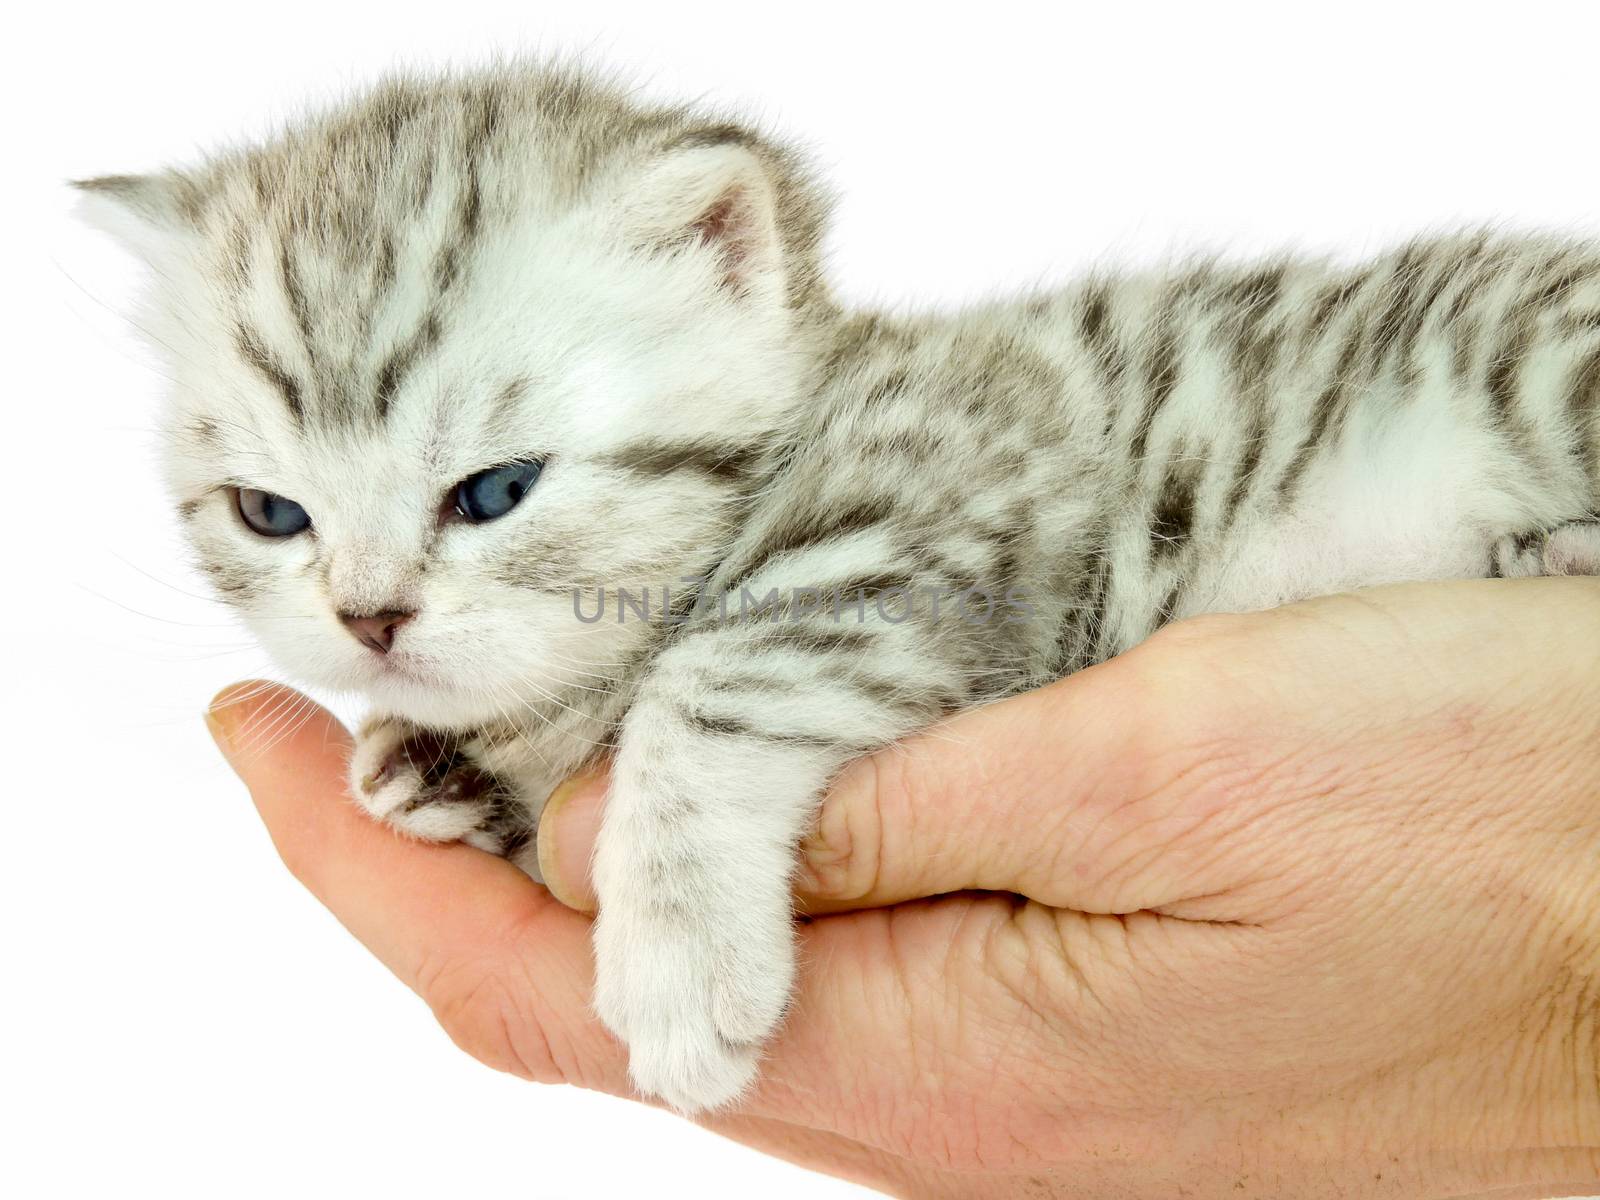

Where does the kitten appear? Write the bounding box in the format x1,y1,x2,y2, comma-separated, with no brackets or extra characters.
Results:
79,64,1600,1114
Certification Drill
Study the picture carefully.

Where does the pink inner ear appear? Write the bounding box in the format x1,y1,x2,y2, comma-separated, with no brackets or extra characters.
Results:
690,189,755,293
691,193,739,245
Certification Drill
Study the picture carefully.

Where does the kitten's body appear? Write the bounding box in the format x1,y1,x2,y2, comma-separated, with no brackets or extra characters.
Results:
81,66,1600,1112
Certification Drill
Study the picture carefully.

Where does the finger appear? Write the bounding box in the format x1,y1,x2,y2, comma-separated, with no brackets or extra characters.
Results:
535,645,1210,916
205,682,630,1092
203,682,1134,1145
798,578,1600,917
206,681,538,982
205,686,1143,1141
536,764,606,911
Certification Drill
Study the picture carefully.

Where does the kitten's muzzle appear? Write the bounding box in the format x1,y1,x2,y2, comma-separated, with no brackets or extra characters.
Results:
338,609,416,654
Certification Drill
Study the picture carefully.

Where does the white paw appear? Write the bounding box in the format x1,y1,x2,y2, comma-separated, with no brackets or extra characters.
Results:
1542,522,1600,576
348,717,502,844
592,894,795,1114
1492,523,1600,579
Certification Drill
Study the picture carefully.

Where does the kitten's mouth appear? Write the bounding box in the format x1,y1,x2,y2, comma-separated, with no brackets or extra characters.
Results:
358,656,497,731
362,654,442,697
349,645,429,689
367,653,428,682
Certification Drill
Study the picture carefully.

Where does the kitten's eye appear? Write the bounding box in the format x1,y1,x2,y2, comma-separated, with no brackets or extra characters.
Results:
235,488,311,537
453,460,543,523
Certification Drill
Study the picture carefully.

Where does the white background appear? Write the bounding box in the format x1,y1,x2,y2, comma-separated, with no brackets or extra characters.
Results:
8,2,1600,1196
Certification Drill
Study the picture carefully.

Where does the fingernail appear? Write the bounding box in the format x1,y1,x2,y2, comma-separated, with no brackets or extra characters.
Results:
537,769,605,913
204,680,280,771
204,684,253,764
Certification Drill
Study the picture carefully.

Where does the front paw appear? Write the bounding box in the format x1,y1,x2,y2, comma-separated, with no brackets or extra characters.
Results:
1492,521,1600,578
592,894,795,1114
349,716,507,847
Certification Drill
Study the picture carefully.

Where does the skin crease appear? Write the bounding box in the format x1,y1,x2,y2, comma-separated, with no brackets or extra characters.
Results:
205,579,1600,1200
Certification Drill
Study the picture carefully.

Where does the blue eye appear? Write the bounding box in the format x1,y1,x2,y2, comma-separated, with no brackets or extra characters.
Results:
235,487,311,537
454,460,543,523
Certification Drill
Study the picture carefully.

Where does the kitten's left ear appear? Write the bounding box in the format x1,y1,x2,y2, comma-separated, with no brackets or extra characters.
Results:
71,172,198,264
618,139,785,298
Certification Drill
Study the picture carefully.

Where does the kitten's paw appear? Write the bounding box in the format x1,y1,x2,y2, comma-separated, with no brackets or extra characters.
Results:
1539,522,1600,575
1492,521,1600,578
592,898,794,1114
349,717,505,846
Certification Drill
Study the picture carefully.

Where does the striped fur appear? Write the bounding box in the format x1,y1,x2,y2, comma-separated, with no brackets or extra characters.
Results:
81,64,1600,1112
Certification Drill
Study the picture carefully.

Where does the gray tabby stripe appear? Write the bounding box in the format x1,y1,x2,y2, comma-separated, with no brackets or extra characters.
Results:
683,708,838,749
604,439,764,483
1567,346,1600,482
1078,283,1128,395
374,312,443,420
1149,461,1197,559
731,497,897,582
370,95,500,421
1277,322,1366,504
1130,301,1180,462
278,243,317,362
234,323,305,423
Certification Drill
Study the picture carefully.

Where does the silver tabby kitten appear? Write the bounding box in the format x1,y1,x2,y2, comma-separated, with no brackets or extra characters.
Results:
80,64,1600,1113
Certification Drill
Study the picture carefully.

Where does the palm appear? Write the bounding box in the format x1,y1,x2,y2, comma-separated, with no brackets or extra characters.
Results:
208,578,1600,1200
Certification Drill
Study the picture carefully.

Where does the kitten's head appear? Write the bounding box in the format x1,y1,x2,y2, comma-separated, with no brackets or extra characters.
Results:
79,67,832,730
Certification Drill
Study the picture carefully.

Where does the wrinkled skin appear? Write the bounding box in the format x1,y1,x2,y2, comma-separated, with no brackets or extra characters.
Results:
207,579,1600,1199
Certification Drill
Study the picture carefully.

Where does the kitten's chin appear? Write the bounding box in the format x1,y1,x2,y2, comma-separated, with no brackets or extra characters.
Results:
354,664,500,731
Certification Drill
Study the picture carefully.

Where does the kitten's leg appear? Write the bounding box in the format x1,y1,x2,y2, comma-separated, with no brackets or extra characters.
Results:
349,716,539,869
1490,520,1600,578
591,621,947,1113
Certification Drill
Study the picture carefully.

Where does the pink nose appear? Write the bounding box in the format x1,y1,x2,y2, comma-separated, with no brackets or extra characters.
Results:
338,609,415,654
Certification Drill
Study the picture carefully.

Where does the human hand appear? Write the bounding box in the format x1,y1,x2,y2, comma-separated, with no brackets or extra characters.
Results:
206,579,1600,1199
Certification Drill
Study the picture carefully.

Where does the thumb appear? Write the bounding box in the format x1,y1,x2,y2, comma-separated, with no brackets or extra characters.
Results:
536,647,1210,916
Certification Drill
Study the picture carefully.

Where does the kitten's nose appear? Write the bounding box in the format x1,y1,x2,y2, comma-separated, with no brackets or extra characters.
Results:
338,609,415,654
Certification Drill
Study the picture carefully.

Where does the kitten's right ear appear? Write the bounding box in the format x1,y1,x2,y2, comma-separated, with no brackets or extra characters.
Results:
614,139,786,300
71,172,197,263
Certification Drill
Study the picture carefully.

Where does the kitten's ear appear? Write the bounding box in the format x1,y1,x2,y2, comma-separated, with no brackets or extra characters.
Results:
618,140,784,297
71,172,197,263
